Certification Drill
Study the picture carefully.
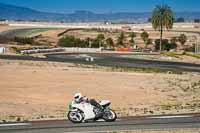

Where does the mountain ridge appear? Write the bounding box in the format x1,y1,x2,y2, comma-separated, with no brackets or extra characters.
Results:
0,2,200,22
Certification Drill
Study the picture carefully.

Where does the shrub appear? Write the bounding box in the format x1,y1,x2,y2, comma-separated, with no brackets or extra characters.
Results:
58,35,88,48
184,44,195,52
155,39,177,51
178,34,187,45
0,35,11,43
13,37,34,45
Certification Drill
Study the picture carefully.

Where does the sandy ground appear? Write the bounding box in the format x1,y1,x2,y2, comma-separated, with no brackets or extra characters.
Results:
0,59,200,122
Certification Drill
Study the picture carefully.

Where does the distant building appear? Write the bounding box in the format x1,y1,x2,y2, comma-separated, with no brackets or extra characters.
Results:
121,26,131,31
0,47,6,54
0,44,6,54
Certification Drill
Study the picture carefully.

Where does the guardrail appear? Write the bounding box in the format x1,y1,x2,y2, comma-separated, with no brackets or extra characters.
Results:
21,48,65,54
64,48,101,53
21,47,101,54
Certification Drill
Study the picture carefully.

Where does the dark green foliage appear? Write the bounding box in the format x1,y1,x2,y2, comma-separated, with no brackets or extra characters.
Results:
96,34,105,48
185,44,195,52
178,34,187,45
141,31,149,43
151,4,174,51
13,37,34,45
0,35,11,43
90,38,100,48
58,35,88,48
129,32,136,46
117,32,126,46
106,37,115,48
155,39,177,51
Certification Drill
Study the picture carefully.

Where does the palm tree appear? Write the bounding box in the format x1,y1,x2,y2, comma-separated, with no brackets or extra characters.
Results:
178,34,187,45
151,4,174,52
141,31,149,43
97,34,105,48
86,37,91,48
129,32,136,47
117,32,126,47
106,38,115,48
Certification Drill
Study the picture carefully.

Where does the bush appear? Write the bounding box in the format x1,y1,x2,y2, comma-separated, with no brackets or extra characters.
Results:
90,38,100,48
185,44,195,52
58,35,88,48
0,35,11,43
13,37,34,45
155,39,177,51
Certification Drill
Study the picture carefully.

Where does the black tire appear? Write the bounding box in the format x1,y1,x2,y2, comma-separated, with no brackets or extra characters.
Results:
103,109,117,122
67,111,84,123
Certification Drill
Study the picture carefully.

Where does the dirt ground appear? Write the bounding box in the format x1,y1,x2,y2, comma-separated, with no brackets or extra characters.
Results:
0,59,200,122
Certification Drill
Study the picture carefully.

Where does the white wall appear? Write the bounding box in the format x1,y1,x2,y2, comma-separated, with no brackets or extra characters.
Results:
0,47,6,54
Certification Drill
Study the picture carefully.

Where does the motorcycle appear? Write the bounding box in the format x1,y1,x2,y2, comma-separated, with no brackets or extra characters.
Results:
67,100,117,123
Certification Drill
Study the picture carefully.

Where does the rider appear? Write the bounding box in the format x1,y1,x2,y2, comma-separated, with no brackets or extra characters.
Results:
74,93,103,111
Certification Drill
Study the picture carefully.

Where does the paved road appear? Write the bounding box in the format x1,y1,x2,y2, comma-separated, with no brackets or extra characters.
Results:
47,53,200,72
1,113,200,133
1,53,200,72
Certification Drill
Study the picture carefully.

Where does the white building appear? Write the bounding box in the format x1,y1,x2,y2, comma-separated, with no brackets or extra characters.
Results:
0,47,6,54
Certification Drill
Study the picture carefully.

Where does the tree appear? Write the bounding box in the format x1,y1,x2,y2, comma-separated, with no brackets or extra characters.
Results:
141,31,149,42
178,34,187,45
90,38,99,48
58,35,88,48
105,38,115,48
117,32,126,46
86,37,92,48
151,4,174,52
146,38,152,46
155,39,177,51
141,31,150,48
129,32,136,47
97,34,105,48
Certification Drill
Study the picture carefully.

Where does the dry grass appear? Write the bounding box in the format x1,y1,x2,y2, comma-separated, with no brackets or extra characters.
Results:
0,59,200,122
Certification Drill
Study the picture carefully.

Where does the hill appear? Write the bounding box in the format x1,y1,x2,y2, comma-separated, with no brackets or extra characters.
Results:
0,3,200,22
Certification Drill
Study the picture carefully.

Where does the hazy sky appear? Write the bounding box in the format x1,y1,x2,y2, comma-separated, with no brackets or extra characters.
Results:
0,0,199,13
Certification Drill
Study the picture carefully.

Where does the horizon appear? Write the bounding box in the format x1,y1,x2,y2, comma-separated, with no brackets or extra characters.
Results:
0,0,200,14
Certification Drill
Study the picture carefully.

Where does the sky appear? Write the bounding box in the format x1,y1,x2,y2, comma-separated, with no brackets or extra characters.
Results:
0,0,199,13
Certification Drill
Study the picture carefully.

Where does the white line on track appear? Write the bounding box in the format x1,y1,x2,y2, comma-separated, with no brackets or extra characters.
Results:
148,115,192,119
96,118,121,122
64,129,134,133
0,123,31,127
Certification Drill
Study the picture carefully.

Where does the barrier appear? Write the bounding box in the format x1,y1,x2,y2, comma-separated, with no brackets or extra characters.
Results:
64,47,101,53
21,48,65,54
115,48,131,52
21,47,101,54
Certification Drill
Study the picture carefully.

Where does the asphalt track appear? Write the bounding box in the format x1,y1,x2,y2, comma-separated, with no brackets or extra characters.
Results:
1,113,200,133
0,53,200,72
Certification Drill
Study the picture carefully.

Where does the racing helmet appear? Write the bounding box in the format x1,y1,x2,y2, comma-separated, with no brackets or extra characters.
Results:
74,93,82,103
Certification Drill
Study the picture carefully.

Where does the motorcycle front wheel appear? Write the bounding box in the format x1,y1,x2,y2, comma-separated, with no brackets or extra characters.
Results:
67,111,84,123
102,109,117,122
